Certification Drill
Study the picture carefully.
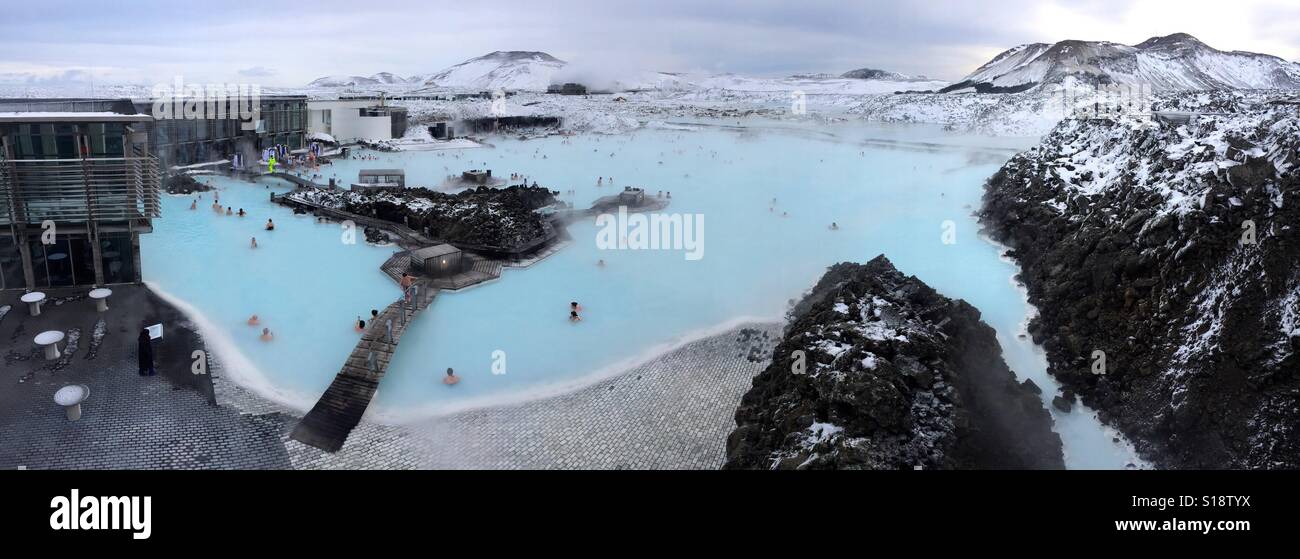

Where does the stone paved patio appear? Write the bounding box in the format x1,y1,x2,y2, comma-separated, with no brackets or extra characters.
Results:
0,286,291,470
282,324,781,469
1,285,780,469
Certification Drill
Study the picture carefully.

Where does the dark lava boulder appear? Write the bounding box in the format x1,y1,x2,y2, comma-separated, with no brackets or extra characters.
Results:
164,173,213,195
724,255,1064,470
318,185,558,252
980,91,1300,468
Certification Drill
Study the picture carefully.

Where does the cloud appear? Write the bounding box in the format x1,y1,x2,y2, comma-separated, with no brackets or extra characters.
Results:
237,66,277,78
0,0,1295,86
0,68,98,85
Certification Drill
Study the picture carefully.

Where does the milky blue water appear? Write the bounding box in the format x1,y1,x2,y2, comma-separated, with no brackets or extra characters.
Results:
142,119,1140,468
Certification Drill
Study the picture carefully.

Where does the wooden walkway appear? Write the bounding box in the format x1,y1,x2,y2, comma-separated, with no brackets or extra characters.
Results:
265,171,329,189
289,282,438,452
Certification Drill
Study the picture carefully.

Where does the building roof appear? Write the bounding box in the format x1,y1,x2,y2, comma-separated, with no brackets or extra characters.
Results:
0,111,154,123
359,169,404,176
411,244,461,258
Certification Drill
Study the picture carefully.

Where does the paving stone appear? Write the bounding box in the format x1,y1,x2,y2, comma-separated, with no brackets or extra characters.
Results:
1,286,780,469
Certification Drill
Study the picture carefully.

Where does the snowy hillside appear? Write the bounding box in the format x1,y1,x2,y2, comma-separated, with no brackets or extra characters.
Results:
666,72,946,94
945,33,1300,93
421,51,566,91
307,72,408,87
840,67,931,82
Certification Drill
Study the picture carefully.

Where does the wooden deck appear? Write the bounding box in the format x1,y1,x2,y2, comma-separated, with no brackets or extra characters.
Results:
288,282,438,452
380,249,504,290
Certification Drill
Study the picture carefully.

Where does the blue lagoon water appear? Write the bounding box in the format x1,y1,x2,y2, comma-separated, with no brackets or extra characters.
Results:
142,120,1140,468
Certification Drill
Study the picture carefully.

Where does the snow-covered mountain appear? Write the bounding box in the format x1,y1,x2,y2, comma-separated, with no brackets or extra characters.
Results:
370,72,408,85
943,33,1300,93
421,51,566,91
307,72,408,87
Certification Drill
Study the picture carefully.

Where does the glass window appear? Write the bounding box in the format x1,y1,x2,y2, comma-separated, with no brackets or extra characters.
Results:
70,237,95,285
87,122,125,157
0,236,24,290
27,238,48,287
43,238,75,286
100,232,136,284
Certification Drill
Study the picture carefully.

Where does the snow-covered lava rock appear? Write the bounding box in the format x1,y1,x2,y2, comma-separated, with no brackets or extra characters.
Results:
980,91,1300,468
725,256,1064,470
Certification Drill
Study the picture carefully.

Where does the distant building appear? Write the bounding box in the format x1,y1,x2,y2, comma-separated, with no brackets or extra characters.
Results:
547,83,588,95
1152,111,1201,126
429,122,455,139
409,244,463,278
618,186,646,206
307,100,408,143
352,169,405,191
0,96,308,169
0,111,161,290
462,169,492,184
134,95,307,168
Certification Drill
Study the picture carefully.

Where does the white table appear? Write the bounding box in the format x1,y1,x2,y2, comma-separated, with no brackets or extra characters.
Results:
88,288,112,312
20,291,45,316
35,330,65,360
54,384,89,421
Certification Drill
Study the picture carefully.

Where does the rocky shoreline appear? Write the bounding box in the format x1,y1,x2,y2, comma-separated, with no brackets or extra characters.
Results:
980,92,1300,468
725,256,1064,470
303,184,559,252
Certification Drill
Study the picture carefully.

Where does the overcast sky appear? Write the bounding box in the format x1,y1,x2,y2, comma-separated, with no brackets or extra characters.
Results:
2,0,1297,87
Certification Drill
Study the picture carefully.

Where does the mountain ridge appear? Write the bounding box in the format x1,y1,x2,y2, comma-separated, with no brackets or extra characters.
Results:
942,33,1300,93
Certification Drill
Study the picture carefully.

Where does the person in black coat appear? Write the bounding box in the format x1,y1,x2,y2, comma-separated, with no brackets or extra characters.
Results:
137,329,156,376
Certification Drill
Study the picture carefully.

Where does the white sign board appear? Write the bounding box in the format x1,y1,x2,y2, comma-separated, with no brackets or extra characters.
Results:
147,323,163,340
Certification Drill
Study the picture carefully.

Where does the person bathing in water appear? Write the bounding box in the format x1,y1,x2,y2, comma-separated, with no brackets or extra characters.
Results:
247,314,260,325
443,367,460,385
260,327,274,341
569,310,582,322
400,273,415,300
265,219,275,231
355,315,366,332
250,237,258,248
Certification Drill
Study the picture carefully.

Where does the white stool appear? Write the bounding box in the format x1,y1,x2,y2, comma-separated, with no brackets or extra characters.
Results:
54,385,90,421
35,330,65,360
88,288,112,312
20,291,45,317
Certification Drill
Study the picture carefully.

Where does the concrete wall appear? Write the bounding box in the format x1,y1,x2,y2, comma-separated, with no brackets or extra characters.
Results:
306,100,396,142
